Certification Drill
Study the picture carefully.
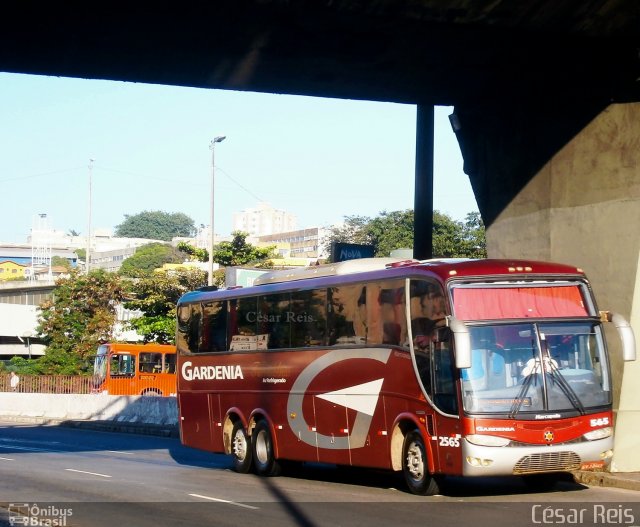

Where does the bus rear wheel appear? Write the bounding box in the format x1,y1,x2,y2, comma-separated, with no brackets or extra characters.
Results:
231,421,253,473
402,430,440,496
252,421,281,477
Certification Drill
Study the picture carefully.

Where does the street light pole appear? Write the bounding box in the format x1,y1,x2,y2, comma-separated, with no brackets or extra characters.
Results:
208,136,226,286
86,158,94,275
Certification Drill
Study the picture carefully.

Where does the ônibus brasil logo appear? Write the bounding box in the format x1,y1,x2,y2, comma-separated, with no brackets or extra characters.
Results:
181,361,243,381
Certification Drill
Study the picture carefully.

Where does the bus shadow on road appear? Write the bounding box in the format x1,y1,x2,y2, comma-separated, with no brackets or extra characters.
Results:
253,463,588,498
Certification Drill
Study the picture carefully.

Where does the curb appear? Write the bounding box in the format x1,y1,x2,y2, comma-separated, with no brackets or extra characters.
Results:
60,419,179,438
1,416,179,438
573,471,640,492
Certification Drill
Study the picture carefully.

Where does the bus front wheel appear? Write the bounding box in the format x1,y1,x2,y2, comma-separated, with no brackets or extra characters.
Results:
252,421,281,477
231,421,253,473
402,430,440,496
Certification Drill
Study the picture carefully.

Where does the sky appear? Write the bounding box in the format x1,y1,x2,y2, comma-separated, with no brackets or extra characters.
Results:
0,72,478,243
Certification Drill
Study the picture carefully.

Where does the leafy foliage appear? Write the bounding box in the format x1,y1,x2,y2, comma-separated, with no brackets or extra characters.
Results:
212,231,275,267
367,210,416,258
123,269,207,343
36,270,127,374
118,243,184,277
324,209,486,259
179,231,275,267
51,255,72,271
114,210,196,241
177,241,208,262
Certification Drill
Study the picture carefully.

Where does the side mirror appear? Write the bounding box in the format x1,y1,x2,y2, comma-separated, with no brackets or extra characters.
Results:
601,311,636,362
447,316,471,369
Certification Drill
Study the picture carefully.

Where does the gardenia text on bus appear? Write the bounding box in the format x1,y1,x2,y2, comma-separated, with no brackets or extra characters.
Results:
181,361,244,381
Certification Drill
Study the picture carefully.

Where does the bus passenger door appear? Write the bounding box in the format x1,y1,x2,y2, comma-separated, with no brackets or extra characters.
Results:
431,345,463,476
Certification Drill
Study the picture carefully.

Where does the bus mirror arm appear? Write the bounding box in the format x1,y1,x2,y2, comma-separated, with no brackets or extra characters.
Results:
601,311,636,362
447,316,471,369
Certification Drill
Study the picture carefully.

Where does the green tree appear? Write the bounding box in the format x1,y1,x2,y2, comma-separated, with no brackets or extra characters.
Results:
367,210,415,257
212,231,275,267
324,209,486,259
115,210,196,241
118,243,184,277
6,356,42,375
51,255,72,271
124,268,207,343
36,270,126,374
177,241,208,262
179,231,275,267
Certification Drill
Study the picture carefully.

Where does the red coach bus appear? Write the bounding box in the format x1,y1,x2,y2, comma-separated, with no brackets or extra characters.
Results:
175,258,635,494
93,343,177,396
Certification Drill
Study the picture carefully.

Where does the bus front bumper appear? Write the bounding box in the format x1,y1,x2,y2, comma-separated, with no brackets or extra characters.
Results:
461,436,614,477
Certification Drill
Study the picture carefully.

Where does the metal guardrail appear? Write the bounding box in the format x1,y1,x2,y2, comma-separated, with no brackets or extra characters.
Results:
0,374,176,396
0,374,93,394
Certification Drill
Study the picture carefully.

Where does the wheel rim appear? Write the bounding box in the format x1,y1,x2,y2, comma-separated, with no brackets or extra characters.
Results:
255,430,269,465
233,429,248,462
406,440,425,482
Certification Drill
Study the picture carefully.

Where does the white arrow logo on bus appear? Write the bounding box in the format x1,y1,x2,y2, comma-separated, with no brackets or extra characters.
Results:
287,348,392,450
316,378,384,416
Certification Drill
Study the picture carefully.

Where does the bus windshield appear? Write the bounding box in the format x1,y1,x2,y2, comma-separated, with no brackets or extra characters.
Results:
461,322,611,415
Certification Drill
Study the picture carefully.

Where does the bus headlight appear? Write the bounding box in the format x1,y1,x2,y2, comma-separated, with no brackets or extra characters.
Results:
583,427,613,441
465,434,511,447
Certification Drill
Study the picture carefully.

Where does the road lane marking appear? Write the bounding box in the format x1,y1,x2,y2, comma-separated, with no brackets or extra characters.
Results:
0,438,60,445
0,445,48,452
65,468,112,478
106,450,135,455
188,493,259,510
0,456,14,461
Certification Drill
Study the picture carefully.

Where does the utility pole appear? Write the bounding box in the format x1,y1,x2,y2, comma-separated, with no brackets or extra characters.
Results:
208,137,226,286
86,159,93,274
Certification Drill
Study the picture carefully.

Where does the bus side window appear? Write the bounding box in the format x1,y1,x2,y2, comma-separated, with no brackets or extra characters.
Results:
111,354,135,377
139,352,161,373
290,289,327,347
176,303,202,353
202,301,228,352
164,353,176,374
258,293,291,349
410,279,447,350
328,285,367,345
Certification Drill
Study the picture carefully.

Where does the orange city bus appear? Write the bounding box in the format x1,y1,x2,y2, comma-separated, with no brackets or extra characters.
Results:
92,343,177,396
175,258,635,494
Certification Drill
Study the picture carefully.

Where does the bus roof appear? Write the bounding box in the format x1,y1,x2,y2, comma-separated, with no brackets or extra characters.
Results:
178,258,587,304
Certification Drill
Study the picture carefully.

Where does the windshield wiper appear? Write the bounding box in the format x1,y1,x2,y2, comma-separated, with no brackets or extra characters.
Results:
509,367,536,419
546,358,585,415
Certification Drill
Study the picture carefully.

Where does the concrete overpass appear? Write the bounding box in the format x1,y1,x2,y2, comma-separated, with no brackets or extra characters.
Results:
2,1,640,469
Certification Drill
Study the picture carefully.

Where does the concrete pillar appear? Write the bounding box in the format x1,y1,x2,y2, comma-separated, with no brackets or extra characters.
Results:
486,103,640,469
611,247,640,471
414,105,434,260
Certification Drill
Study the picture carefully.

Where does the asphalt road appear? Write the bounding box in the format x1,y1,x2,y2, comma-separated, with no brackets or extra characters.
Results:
0,421,638,527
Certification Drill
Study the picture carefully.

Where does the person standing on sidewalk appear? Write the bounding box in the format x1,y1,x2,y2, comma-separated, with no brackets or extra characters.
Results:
9,371,19,392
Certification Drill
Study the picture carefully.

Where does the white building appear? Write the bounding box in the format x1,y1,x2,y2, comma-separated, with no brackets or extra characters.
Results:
232,202,297,237
256,227,330,260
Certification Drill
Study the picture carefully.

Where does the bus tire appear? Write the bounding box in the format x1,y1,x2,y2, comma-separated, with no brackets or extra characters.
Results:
252,421,281,477
231,421,253,474
402,430,440,496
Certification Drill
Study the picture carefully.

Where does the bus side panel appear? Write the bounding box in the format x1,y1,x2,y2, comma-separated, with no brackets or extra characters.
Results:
178,392,214,452
208,393,224,452
348,352,422,470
